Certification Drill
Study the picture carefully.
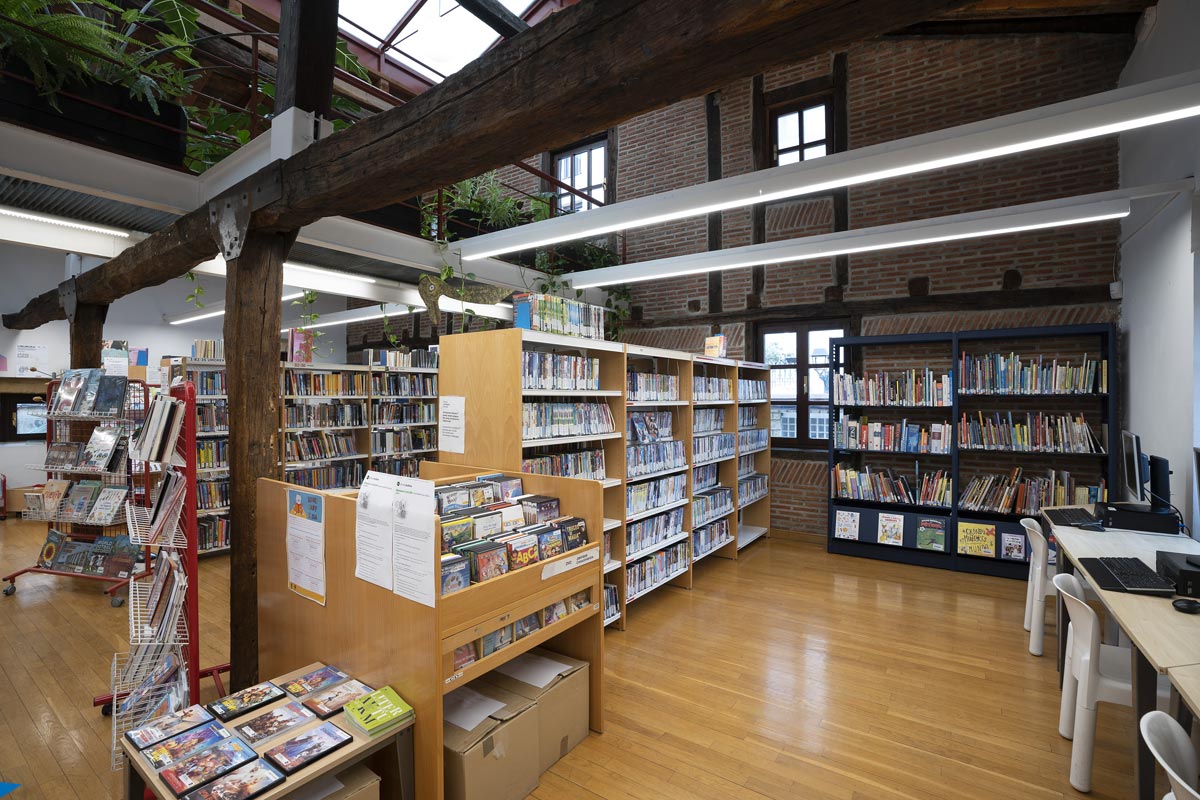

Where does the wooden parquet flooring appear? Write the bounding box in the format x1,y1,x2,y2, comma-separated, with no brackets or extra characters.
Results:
0,519,1146,799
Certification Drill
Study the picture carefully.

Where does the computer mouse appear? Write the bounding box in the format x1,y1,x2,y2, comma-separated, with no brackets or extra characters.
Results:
1172,598,1200,614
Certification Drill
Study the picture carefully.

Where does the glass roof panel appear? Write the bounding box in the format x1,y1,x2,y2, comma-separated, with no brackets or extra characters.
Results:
384,0,535,82
337,0,413,46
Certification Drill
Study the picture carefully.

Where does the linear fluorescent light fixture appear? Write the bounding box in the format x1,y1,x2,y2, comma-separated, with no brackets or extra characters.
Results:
279,306,412,333
566,196,1131,289
457,68,1200,262
283,262,377,284
0,205,132,238
168,292,306,325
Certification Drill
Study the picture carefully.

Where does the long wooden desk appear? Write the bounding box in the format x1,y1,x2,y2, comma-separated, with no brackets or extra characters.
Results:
122,663,415,800
1047,512,1200,800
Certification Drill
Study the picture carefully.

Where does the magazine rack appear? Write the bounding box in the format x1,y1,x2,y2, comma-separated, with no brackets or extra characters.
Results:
2,377,152,603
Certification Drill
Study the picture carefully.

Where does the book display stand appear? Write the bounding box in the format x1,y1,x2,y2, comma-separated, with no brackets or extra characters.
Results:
255,465,604,800
3,375,151,602
827,323,1116,578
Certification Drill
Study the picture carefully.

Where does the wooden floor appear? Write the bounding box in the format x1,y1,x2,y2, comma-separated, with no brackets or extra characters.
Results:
0,519,1150,799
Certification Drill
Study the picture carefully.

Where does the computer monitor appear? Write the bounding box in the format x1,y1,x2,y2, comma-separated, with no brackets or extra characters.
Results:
1122,430,1144,502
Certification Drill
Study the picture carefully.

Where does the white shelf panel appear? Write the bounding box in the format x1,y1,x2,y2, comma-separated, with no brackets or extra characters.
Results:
373,395,438,401
625,344,693,361
626,530,689,563
600,478,622,489
521,389,621,398
374,448,437,458
371,422,437,429
603,559,622,575
692,453,737,468
693,399,734,407
626,565,690,603
283,362,370,371
603,613,621,627
196,466,230,475
625,399,688,407
521,330,624,352
625,497,688,524
285,453,369,468
283,395,369,400
625,464,689,484
369,366,438,374
738,525,769,549
693,537,735,563
693,508,735,529
195,395,228,401
521,431,622,448
737,398,770,405
739,444,769,457
603,518,622,532
198,546,231,556
738,493,769,510
197,507,230,517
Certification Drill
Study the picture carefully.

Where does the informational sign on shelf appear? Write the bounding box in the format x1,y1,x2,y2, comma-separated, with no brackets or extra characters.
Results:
354,471,398,591
285,489,326,605
439,395,465,454
390,475,437,608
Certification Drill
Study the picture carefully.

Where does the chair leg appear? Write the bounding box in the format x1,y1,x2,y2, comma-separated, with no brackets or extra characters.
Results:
1059,664,1078,739
1024,574,1034,632
1029,594,1045,656
1070,701,1097,793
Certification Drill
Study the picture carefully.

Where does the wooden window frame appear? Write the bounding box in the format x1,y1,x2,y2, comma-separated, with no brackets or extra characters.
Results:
758,319,849,451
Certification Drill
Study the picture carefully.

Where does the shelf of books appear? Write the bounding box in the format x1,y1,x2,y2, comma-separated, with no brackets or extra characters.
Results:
827,324,1116,579
166,356,231,556
3,369,151,601
280,362,372,492
363,347,440,478
735,361,771,551
256,465,604,800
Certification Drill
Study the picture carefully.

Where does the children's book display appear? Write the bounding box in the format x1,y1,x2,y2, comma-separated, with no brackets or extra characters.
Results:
123,665,411,797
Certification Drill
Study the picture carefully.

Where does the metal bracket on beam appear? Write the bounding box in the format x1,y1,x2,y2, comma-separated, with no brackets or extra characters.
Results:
58,277,78,323
206,163,284,260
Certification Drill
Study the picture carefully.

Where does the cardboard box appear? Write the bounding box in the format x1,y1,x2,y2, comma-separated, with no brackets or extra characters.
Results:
6,486,42,514
479,648,589,773
443,683,539,800
328,764,381,800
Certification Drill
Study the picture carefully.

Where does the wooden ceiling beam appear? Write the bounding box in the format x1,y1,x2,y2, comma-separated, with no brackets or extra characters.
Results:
2,0,971,331
458,0,531,38
940,0,1152,19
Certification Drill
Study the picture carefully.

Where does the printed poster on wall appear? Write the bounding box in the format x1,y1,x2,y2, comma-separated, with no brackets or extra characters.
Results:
286,489,326,605
14,343,48,376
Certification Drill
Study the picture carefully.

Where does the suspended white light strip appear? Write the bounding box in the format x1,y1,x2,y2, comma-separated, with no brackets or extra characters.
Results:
279,306,411,333
566,197,1131,289
168,292,306,325
283,261,377,284
0,205,133,238
458,68,1200,262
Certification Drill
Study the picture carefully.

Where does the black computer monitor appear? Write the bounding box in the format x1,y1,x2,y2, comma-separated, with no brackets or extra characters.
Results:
1122,430,1144,502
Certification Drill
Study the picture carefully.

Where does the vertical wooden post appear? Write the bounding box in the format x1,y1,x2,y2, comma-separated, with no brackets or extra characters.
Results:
224,229,297,690
69,304,108,368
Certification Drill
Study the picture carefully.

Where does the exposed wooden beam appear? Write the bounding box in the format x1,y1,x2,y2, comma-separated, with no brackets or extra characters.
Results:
940,0,1151,18
458,0,531,38
69,304,108,368
274,0,340,116
2,0,971,331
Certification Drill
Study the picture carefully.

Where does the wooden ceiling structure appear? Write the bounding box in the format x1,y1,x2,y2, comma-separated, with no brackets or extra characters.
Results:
1,0,1154,687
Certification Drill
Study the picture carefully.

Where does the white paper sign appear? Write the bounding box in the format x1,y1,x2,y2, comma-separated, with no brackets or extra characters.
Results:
354,471,398,591
439,395,465,454
285,488,326,605
493,653,571,689
443,687,505,731
145,366,162,386
102,355,129,377
14,343,48,376
540,545,599,579
391,476,437,608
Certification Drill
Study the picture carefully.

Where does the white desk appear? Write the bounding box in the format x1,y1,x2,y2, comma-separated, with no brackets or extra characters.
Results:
1046,513,1200,800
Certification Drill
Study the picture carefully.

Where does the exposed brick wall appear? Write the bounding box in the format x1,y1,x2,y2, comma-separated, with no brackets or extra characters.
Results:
771,458,827,538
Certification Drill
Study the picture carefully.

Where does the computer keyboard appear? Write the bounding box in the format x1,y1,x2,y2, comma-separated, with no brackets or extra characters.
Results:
1044,508,1098,527
1079,556,1176,596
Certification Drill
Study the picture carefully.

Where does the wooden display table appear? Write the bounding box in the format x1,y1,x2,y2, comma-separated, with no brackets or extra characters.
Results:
122,662,415,800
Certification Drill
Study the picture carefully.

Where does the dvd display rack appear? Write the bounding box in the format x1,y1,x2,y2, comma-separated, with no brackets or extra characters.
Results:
827,324,1116,579
735,361,772,550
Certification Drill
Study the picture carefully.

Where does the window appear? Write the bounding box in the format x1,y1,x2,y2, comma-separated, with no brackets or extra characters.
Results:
553,140,606,212
761,321,846,449
770,101,831,166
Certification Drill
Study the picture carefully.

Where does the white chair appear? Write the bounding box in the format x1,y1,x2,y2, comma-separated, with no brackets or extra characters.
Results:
1023,517,1057,655
1055,572,1169,792
1141,710,1200,800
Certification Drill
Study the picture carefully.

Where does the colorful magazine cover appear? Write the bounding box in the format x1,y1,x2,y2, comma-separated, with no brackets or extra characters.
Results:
300,679,373,719
181,758,285,800
144,721,230,770
207,682,285,722
282,665,349,699
234,701,316,746
125,705,214,750
834,509,860,540
159,738,257,796
877,513,904,546
264,722,353,774
916,518,946,552
1001,531,1028,561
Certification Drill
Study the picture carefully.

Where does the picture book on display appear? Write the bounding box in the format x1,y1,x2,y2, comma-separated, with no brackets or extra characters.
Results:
37,529,67,569
159,737,257,796
282,664,349,699
207,682,285,722
515,611,541,640
834,509,860,541
544,600,567,625
85,487,128,525
957,522,997,557
93,375,129,416
482,624,513,656
234,701,315,746
63,480,102,517
40,479,72,514
264,721,352,774
51,369,89,414
143,721,231,769
916,518,945,552
180,758,285,800
1001,531,1027,561
76,369,103,414
24,491,44,512
79,424,122,471
44,442,82,470
876,513,904,546
125,705,214,749
301,679,373,719
453,643,477,669
119,651,182,716
342,686,415,736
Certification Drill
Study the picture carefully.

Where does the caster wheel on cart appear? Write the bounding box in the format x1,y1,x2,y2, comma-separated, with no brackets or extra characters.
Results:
101,703,113,717
3,584,14,596
111,596,125,608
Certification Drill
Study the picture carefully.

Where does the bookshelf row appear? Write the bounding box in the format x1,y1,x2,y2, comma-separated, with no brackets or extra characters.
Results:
435,329,772,632
825,324,1117,580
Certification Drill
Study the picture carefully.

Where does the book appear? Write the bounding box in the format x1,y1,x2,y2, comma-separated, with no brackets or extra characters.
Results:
544,600,568,625
44,442,83,469
957,522,997,557
207,682,286,722
342,686,415,736
52,540,92,572
40,479,72,514
76,369,104,414
264,721,352,774
233,701,316,746
92,376,128,416
481,624,513,656
79,424,122,471
537,527,565,559
125,705,214,749
23,491,44,512
300,678,373,719
440,554,469,596
144,721,231,770
85,487,128,525
51,369,88,414
1002,531,1027,561
63,480,103,517
453,643,477,669
180,758,285,800
37,529,67,569
877,513,904,546
282,665,349,698
834,509,860,541
515,611,541,640
159,737,257,797
916,518,945,552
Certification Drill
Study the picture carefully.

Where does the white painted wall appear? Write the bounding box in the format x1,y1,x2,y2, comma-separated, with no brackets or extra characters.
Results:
1119,0,1200,529
0,241,348,488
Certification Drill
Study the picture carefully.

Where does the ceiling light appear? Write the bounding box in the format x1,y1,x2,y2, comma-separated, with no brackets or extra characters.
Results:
0,206,132,238
457,68,1200,261
168,292,307,325
284,262,377,284
566,197,1131,289
280,307,411,333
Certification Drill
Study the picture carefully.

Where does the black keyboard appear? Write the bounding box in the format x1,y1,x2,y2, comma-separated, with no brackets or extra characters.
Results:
1079,556,1176,596
1045,508,1098,527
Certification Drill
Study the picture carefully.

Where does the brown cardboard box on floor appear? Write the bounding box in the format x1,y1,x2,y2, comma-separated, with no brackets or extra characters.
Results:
326,763,380,799
477,648,589,773
443,682,539,800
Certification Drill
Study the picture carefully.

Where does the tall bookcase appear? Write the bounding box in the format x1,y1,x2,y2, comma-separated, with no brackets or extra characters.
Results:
367,360,439,477
827,323,1116,578
167,357,230,555
437,329,774,631
736,361,771,549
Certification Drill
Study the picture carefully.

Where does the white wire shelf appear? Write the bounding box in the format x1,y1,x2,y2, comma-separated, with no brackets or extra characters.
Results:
109,649,187,771
27,463,129,477
40,409,130,422
23,507,125,526
128,580,190,645
125,502,187,549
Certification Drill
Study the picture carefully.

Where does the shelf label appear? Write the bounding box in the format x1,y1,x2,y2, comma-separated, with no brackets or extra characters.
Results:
541,545,599,580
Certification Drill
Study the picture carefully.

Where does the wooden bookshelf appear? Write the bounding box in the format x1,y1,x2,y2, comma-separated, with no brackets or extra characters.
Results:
735,361,771,551
366,353,439,478
166,357,230,555
257,465,604,800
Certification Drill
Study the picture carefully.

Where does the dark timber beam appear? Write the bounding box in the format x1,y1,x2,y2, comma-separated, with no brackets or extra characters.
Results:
274,0,339,117
458,0,530,38
69,304,108,368
2,0,971,331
